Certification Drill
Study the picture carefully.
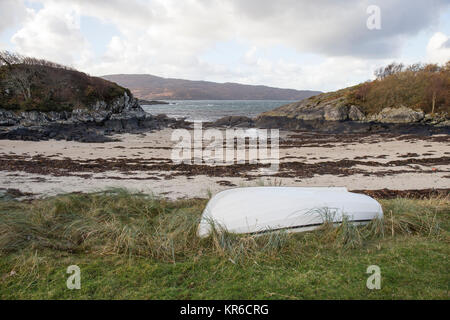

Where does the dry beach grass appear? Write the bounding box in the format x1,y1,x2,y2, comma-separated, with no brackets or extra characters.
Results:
0,189,448,299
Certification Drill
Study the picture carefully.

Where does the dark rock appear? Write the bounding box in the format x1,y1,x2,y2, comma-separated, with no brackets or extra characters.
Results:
0,109,19,126
122,117,139,130
211,116,254,127
20,111,50,126
139,99,170,105
155,114,169,121
139,117,159,129
104,119,124,132
0,95,191,142
255,116,450,135
0,92,187,142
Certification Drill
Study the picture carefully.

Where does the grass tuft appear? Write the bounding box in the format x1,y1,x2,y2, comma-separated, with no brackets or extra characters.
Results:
0,190,449,299
1,190,448,261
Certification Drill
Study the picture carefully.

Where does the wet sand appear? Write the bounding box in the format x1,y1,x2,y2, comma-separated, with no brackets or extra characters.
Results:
0,129,449,199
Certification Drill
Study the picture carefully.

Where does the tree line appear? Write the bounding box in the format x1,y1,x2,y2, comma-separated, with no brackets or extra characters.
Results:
0,50,76,71
374,61,449,80
350,60,450,115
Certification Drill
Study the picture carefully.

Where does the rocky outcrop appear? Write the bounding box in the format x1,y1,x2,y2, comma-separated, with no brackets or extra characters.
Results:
370,106,425,123
348,105,366,121
0,109,20,126
210,116,254,128
262,94,370,123
0,92,189,142
258,91,449,133
324,104,349,121
254,116,450,135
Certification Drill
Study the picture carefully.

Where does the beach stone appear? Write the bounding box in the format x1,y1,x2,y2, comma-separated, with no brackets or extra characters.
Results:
324,104,349,121
375,106,424,123
348,105,365,121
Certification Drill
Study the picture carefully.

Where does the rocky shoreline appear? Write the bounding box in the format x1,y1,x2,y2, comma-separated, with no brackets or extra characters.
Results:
250,92,450,135
254,116,450,135
0,92,189,142
207,114,450,135
1,96,449,142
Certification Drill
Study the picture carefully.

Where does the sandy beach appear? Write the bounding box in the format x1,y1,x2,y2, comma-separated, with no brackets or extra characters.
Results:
0,128,448,199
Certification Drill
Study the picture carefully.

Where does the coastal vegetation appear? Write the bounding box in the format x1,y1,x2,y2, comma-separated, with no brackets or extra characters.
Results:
262,61,450,122
0,189,448,299
0,51,130,113
348,61,450,115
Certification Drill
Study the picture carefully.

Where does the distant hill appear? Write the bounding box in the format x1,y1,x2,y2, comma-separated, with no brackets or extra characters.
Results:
0,52,130,112
101,74,321,100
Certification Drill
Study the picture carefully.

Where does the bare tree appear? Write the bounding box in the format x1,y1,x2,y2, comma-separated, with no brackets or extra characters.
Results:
406,63,424,73
0,51,21,66
3,68,33,101
0,50,76,71
1,51,81,102
374,62,405,80
427,73,446,114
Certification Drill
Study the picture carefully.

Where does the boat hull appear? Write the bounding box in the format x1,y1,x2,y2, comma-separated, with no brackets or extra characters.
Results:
198,187,383,237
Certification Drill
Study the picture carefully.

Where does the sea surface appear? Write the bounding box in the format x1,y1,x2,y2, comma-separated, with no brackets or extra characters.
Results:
141,100,292,122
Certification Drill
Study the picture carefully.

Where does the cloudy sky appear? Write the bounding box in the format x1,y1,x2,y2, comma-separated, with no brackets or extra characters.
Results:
0,0,449,91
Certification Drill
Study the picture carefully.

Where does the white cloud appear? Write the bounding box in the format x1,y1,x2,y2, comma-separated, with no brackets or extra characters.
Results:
225,0,448,57
1,0,449,91
237,49,388,91
426,32,450,65
10,1,92,67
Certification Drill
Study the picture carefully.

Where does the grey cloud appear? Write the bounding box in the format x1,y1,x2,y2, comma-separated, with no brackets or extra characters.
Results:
227,0,449,57
2,0,448,59
0,0,27,34
3,0,448,91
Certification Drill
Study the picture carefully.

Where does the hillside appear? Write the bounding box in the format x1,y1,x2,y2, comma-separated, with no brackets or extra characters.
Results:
0,52,185,142
101,74,321,100
0,52,131,112
261,62,449,124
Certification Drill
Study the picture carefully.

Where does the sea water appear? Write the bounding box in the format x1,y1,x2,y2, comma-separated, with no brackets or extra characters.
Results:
141,100,292,122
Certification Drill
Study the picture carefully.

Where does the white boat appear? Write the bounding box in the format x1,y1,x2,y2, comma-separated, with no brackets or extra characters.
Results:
198,187,383,237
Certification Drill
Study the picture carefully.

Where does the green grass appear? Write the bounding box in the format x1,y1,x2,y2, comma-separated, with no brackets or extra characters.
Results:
0,189,449,299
